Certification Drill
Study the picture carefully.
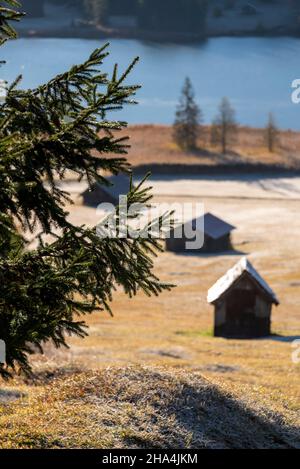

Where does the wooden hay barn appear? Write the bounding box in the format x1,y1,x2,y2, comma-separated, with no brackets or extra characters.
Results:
166,212,235,254
81,174,133,207
207,257,279,339
23,0,45,17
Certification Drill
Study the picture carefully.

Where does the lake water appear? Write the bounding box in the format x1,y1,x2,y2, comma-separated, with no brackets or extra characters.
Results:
1,36,300,129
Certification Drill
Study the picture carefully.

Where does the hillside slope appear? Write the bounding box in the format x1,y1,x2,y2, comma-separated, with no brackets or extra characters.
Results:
0,366,298,449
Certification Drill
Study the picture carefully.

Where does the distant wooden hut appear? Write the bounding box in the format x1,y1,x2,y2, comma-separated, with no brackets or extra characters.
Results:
166,213,235,253
81,174,133,207
23,0,45,17
207,257,279,339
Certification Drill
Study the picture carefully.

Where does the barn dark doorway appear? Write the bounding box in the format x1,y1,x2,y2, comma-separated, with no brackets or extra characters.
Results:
226,289,256,338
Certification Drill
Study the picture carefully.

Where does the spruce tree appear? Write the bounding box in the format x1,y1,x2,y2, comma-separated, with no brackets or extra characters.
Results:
173,77,202,151
83,0,108,24
0,1,172,378
265,112,279,153
212,97,237,154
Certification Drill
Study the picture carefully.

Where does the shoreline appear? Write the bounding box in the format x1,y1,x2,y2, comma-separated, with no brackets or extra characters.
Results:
16,26,300,43
15,0,299,44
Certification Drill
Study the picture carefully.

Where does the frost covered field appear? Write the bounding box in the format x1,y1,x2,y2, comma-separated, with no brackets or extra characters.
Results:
39,177,300,407
1,173,299,448
43,174,300,401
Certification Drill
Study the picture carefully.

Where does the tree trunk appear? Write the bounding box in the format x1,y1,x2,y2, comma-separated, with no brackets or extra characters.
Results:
222,128,226,154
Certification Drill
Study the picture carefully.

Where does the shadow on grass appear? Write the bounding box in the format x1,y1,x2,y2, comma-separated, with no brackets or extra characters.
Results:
118,368,299,449
7,367,300,449
263,335,300,343
172,249,248,258
134,164,300,180
184,146,242,164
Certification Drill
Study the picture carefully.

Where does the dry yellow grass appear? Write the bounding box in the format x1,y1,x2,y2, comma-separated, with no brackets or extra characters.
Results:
1,167,300,448
53,194,300,422
0,366,298,449
117,125,300,168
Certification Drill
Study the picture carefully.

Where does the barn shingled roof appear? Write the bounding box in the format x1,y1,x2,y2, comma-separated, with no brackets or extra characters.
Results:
102,174,133,200
189,213,235,240
81,173,133,205
207,257,279,305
